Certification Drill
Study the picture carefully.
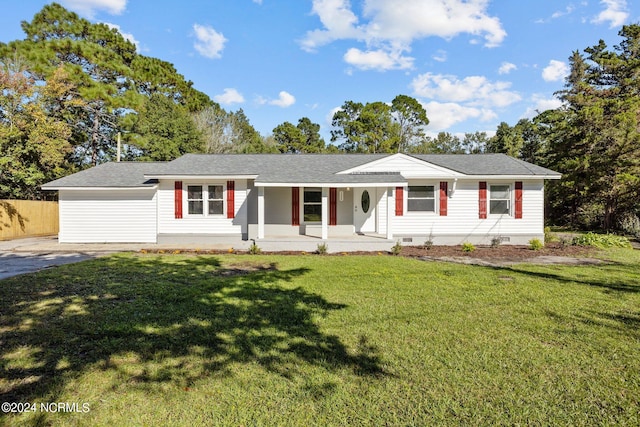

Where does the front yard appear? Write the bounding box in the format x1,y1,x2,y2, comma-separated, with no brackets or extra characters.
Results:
1,250,639,425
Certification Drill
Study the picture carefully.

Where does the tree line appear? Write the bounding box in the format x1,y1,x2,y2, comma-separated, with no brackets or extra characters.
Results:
1,4,639,234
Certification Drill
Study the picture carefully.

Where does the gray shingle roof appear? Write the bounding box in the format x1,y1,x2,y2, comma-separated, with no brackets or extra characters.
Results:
42,153,560,189
411,153,560,177
41,162,165,189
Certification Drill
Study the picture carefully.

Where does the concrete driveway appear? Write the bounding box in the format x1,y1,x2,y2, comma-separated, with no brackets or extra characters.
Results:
0,237,100,280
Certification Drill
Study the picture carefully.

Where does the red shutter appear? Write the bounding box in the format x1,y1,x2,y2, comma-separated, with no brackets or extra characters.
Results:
479,181,487,219
292,187,300,226
174,181,183,219
439,181,448,216
329,188,337,226
395,187,404,216
226,181,235,219
515,181,523,219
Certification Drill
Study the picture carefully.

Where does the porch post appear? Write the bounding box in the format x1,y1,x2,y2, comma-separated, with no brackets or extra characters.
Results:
386,187,394,240
321,187,328,240
258,186,265,239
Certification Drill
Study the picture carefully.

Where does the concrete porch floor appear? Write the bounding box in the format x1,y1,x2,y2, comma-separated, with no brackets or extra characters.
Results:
3,234,397,254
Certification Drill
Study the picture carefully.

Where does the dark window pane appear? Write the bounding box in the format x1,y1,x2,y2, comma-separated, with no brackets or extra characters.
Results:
490,185,509,199
208,200,223,215
304,204,322,222
188,201,203,215
188,186,202,200
490,200,509,214
408,186,434,198
208,185,223,200
408,199,435,212
304,189,322,203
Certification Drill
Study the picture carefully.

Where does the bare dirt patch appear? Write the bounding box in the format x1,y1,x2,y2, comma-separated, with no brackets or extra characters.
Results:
401,242,598,266
212,261,277,277
139,243,599,266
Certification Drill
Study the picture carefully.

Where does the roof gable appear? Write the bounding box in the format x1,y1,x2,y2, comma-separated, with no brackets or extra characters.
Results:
338,153,463,178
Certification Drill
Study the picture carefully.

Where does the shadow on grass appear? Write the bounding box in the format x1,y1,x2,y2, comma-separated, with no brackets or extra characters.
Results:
0,254,385,402
497,261,640,294
496,260,640,338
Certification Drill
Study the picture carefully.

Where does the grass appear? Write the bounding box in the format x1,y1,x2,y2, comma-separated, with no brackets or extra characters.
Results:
1,250,639,426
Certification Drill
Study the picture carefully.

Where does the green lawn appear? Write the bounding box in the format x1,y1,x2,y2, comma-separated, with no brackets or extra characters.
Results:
1,250,639,426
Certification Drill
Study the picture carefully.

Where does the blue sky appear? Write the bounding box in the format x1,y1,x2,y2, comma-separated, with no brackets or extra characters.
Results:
1,1,638,142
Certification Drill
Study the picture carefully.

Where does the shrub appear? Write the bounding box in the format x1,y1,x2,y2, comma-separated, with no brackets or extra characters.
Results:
572,232,632,249
316,242,328,255
618,212,640,238
461,242,475,253
391,241,403,256
248,242,262,254
544,227,557,243
528,238,544,251
424,239,434,250
490,236,502,248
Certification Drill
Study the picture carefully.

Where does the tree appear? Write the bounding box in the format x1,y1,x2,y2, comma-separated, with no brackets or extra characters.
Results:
461,132,488,154
391,94,429,152
0,3,212,166
331,100,402,153
409,132,464,154
273,117,326,153
193,107,275,154
544,24,640,230
486,122,523,156
129,93,204,161
0,61,74,199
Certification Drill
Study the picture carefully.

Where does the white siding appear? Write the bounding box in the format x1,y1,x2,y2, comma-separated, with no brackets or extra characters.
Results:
157,179,247,235
348,154,461,178
58,189,157,243
393,179,544,244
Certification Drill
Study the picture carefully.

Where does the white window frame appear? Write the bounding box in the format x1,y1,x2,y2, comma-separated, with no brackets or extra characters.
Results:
185,183,226,218
303,187,322,223
489,183,511,216
406,184,437,214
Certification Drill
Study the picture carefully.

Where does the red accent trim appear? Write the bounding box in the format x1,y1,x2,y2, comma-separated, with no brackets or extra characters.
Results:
515,181,523,219
479,181,487,219
174,181,183,219
226,181,235,219
329,188,337,226
395,187,403,216
439,181,448,216
292,187,300,226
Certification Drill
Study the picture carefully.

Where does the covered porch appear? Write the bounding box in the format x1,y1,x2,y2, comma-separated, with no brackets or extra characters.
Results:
249,181,404,241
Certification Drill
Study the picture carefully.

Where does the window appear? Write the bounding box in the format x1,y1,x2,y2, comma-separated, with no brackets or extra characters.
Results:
407,186,435,212
186,185,224,216
490,185,510,215
208,185,223,215
304,187,322,222
187,185,203,215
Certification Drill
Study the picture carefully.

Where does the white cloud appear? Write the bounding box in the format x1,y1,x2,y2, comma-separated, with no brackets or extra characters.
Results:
258,91,296,108
61,0,126,18
343,48,414,70
411,73,521,107
421,101,496,131
301,0,506,71
592,0,629,28
103,23,140,51
498,62,517,75
214,88,245,105
192,24,227,59
432,50,447,62
521,95,564,118
542,60,569,82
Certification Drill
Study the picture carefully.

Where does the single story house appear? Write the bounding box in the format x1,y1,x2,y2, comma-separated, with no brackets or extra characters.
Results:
42,153,561,245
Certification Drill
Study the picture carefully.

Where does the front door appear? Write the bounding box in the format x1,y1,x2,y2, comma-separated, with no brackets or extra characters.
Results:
354,188,376,233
